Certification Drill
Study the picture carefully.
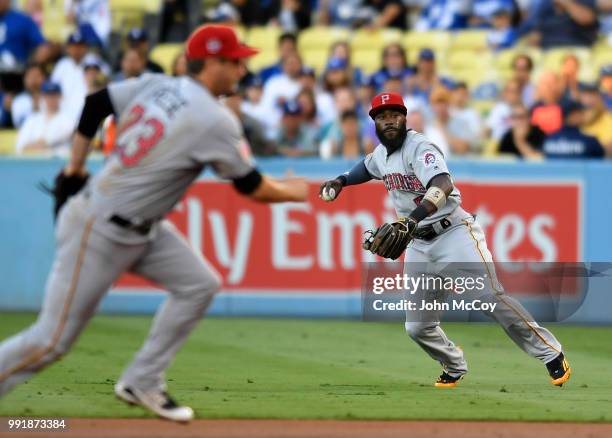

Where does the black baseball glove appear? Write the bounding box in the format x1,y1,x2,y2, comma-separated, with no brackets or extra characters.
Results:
362,217,417,260
40,170,89,219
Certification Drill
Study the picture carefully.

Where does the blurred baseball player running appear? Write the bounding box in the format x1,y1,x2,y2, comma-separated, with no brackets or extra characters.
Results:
319,92,571,388
0,25,308,422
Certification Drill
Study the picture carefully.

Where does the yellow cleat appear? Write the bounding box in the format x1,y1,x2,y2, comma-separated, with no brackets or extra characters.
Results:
434,372,463,388
546,353,571,387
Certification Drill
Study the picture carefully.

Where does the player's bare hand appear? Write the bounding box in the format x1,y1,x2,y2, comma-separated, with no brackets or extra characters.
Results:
284,177,309,201
319,179,343,202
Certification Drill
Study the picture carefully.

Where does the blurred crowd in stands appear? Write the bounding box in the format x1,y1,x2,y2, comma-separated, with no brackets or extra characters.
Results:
0,0,611,160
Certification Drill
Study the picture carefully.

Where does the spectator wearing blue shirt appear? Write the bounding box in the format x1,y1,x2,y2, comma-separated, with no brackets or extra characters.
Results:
486,5,518,50
600,65,612,110
414,0,471,30
520,0,598,49
259,32,297,84
0,0,45,67
369,43,414,92
543,100,605,159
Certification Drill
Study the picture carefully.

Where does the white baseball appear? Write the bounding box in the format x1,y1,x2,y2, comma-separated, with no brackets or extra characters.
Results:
328,188,335,199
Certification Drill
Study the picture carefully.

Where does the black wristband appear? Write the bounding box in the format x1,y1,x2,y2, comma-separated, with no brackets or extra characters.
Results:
336,175,347,186
408,203,430,223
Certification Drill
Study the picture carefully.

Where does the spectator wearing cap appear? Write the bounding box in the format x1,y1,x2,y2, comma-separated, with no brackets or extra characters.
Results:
241,74,268,127
15,81,74,156
259,51,304,138
485,78,523,141
405,48,438,103
50,31,105,127
11,62,46,128
65,0,111,47
276,100,319,157
471,0,518,27
499,103,546,158
512,54,536,107
520,0,598,49
370,43,413,92
579,82,612,154
318,0,366,26
206,0,264,27
328,41,365,89
542,100,604,158
486,4,518,50
112,48,148,83
126,28,164,74
415,0,471,30
530,71,564,135
425,86,480,156
323,57,351,90
600,65,612,110
259,32,298,84
0,0,47,67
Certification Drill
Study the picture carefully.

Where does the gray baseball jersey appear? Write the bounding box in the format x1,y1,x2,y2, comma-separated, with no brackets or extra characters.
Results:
89,73,254,243
363,130,462,225
0,73,254,398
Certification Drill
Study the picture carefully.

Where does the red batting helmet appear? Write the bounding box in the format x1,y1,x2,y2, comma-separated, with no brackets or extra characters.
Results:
186,25,259,60
369,92,407,120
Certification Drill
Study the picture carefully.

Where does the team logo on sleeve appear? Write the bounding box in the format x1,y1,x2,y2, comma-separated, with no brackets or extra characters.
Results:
418,151,437,167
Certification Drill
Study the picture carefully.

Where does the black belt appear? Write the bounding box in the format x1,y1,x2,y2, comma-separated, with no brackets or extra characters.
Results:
110,215,153,235
412,218,453,241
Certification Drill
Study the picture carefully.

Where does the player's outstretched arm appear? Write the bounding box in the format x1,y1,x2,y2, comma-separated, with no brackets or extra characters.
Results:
232,170,308,203
319,158,372,202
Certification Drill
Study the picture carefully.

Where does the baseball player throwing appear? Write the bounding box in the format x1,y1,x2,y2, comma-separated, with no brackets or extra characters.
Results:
0,25,308,421
320,92,571,388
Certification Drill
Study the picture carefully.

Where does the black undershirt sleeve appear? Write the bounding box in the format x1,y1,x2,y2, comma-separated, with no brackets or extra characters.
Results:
232,168,263,195
337,159,372,186
76,88,115,138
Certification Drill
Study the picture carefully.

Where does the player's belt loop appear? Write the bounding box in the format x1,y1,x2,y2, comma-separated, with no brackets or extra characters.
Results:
109,215,153,235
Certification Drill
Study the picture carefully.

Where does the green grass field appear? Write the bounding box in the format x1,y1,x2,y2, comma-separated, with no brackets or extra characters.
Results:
0,313,610,422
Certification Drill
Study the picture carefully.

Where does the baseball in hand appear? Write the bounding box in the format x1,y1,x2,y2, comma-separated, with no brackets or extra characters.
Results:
328,188,335,199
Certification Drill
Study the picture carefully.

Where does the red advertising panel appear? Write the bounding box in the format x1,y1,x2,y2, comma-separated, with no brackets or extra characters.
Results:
117,180,580,292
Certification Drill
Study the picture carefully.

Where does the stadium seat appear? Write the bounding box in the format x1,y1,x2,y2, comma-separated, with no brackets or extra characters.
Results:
298,26,350,52
110,0,162,31
446,50,493,73
246,26,282,51
351,28,402,51
301,48,329,74
150,44,184,74
593,49,612,73
402,31,451,52
247,50,278,74
41,0,72,43
450,30,488,51
0,130,17,155
352,49,382,75
482,137,499,157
